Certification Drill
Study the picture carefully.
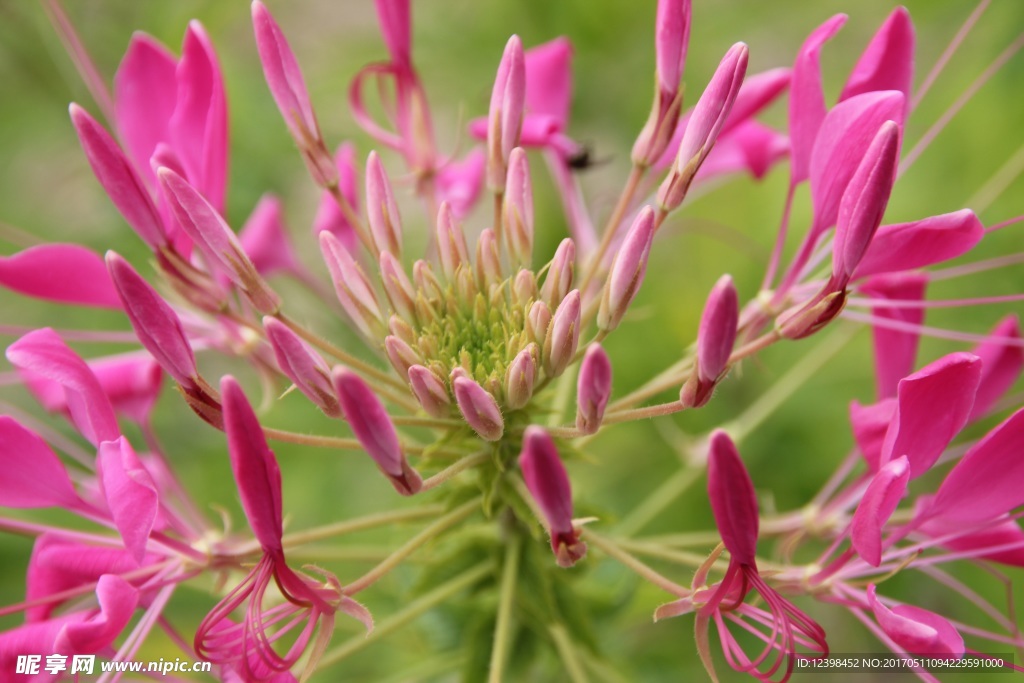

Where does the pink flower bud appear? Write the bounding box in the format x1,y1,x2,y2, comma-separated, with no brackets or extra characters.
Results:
832,121,900,286
435,201,470,280
475,228,502,290
334,368,422,495
502,147,533,266
696,274,738,387
576,344,612,435
526,300,552,345
657,43,748,212
452,372,504,441
486,35,525,190
512,269,538,306
263,317,339,417
379,251,417,323
408,365,451,417
69,104,166,249
540,238,575,310
505,344,538,410
518,426,586,567
384,335,421,379
598,207,655,332
707,430,758,565
655,0,691,97
158,168,280,314
544,290,581,377
374,0,411,69
366,151,403,257
320,231,384,338
106,252,198,389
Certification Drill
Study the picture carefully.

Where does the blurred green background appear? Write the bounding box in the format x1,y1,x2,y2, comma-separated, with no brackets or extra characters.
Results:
1,0,1023,681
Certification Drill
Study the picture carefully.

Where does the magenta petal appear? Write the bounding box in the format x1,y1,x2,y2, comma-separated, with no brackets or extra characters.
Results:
170,22,228,211
222,376,284,551
435,149,485,219
970,315,1024,421
332,368,402,477
788,14,847,183
840,7,914,118
808,90,904,236
854,210,984,279
724,67,791,134
0,417,80,509
374,0,411,68
851,456,909,567
880,352,981,477
932,407,1024,524
27,535,143,622
240,195,302,277
264,318,337,416
849,397,896,472
0,244,121,309
525,37,573,125
696,275,739,383
7,328,120,447
920,514,1024,567
312,142,360,248
114,33,178,187
858,273,928,400
694,121,789,182
54,574,139,655
706,430,758,565
518,426,574,536
97,437,158,564
867,585,964,658
70,104,166,248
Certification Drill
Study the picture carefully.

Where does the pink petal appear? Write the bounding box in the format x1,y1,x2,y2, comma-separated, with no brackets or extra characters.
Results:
222,376,283,551
97,437,159,564
808,90,904,237
114,33,178,187
264,318,338,416
707,430,758,565
696,275,739,383
518,426,574,535
7,328,120,447
655,0,691,96
0,244,121,309
851,456,910,566
867,585,964,658
312,142,360,249
435,148,485,219
970,315,1024,421
919,514,1024,567
840,7,914,119
880,352,981,477
693,121,789,182
170,22,229,212
240,194,302,277
724,67,791,134
854,210,984,279
857,273,928,400
525,37,573,125
452,372,505,441
0,417,80,509
54,574,139,654
849,397,896,472
932,406,1024,524
788,14,847,183
374,0,411,68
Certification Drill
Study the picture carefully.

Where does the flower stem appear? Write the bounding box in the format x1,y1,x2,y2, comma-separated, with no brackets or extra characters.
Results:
586,531,689,596
345,498,480,594
488,537,521,683
320,561,491,667
280,505,445,550
616,465,703,538
422,451,490,491
578,164,645,300
549,622,590,683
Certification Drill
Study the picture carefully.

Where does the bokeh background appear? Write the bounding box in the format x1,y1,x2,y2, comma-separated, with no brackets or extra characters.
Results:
1,1,1022,680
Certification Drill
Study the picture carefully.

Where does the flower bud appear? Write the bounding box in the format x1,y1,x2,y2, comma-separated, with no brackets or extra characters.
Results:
526,300,552,345
598,208,654,332
540,238,575,310
452,371,504,441
576,344,612,435
379,251,417,323
435,201,469,280
486,35,526,191
384,335,421,379
776,290,846,340
655,0,691,97
334,367,422,495
503,147,533,266
505,344,538,410
366,151,404,257
408,365,451,417
475,228,502,290
518,426,586,567
320,231,384,338
544,290,581,377
512,269,538,307
264,317,340,417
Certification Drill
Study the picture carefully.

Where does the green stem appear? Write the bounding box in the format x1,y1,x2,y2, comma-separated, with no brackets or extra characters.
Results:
586,532,689,596
488,538,522,683
320,562,490,667
549,623,590,683
345,498,480,594
281,506,445,550
616,465,703,537
422,451,490,491
578,164,645,301
614,538,714,568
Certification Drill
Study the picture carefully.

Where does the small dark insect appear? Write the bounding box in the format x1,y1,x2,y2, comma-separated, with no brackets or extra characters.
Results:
566,144,611,171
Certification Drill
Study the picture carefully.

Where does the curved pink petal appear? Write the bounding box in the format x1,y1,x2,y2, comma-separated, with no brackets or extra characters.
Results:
7,328,120,447
840,7,914,118
858,272,928,400
54,574,139,654
851,456,909,566
932,407,1024,524
240,195,302,277
694,121,789,182
312,142,360,250
970,315,1024,421
788,14,847,183
0,417,80,509
170,22,228,211
223,376,283,551
920,514,1024,567
525,37,573,125
374,0,411,69
97,437,158,564
707,430,758,565
867,585,964,658
435,148,485,219
0,244,121,309
854,209,984,280
849,397,896,472
808,90,904,236
880,352,981,477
